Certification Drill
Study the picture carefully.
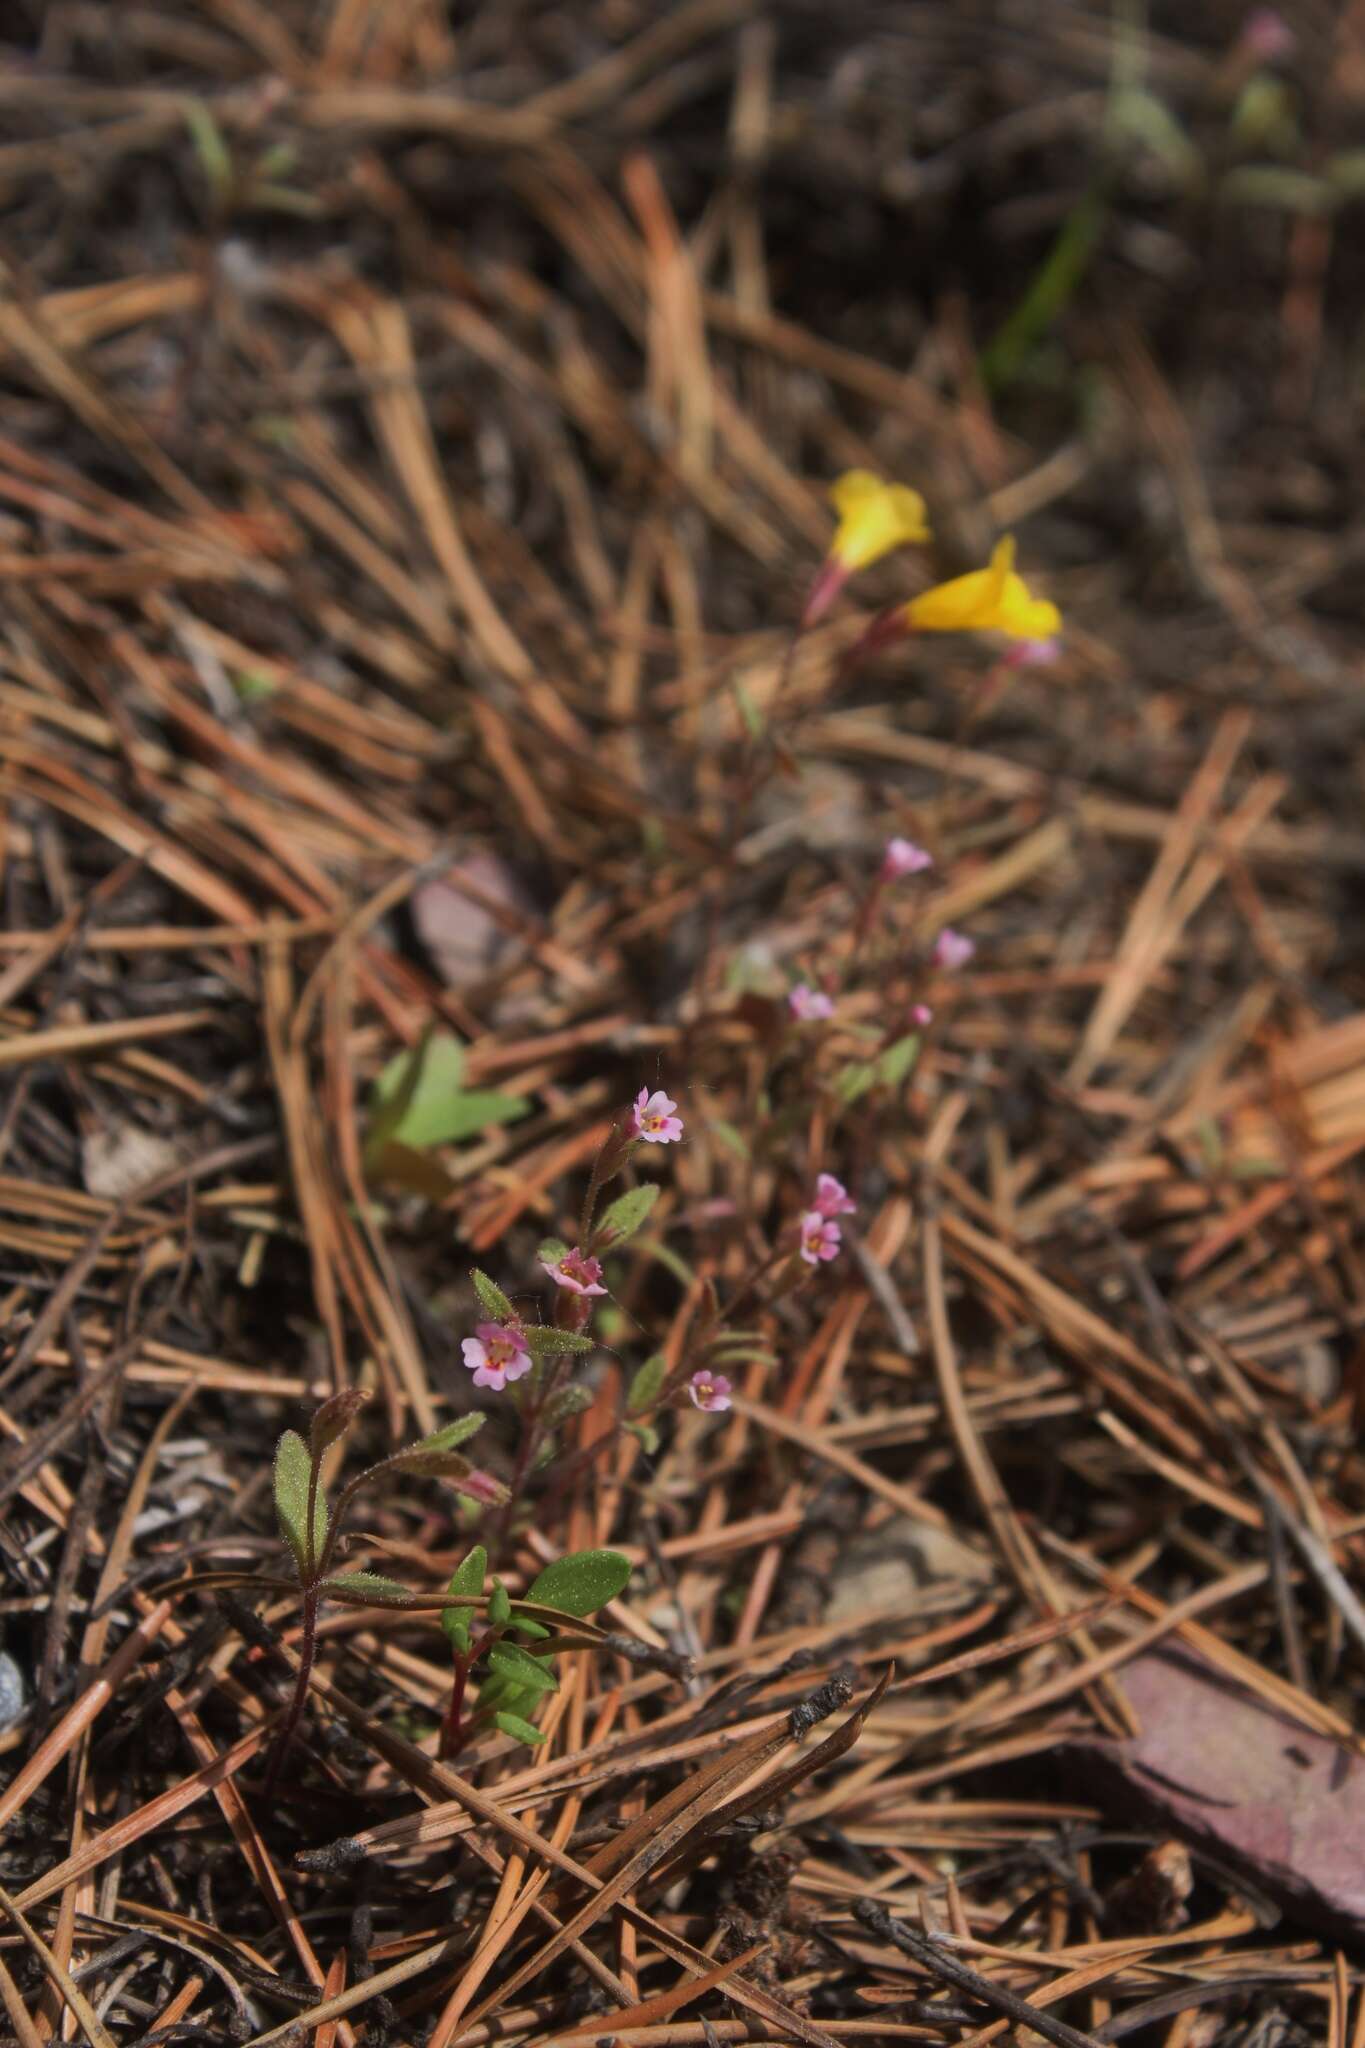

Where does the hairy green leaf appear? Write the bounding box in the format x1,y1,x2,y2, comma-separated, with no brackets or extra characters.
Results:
597,1183,659,1246
321,1571,410,1605
274,1430,326,1577
627,1355,667,1414
526,1326,595,1357
471,1270,517,1325
493,1709,546,1745
487,1640,558,1695
528,1548,631,1618
543,1384,594,1427
442,1545,486,1650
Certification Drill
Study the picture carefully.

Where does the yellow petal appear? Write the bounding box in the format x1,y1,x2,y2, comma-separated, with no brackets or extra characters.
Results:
828,470,930,574
903,535,1058,639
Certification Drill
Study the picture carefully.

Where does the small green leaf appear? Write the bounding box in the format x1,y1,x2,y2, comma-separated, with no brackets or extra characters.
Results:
488,1641,558,1695
526,1326,594,1357
627,1420,660,1455
274,1430,326,1577
385,1447,473,1481
731,677,764,741
406,1415,486,1456
528,1548,631,1618
543,1384,594,1427
309,1389,368,1459
507,1614,551,1640
472,1270,517,1325
833,1059,877,1105
487,1579,511,1625
597,1183,659,1247
321,1572,410,1605
627,1355,667,1414
442,1546,487,1649
493,1710,546,1745
182,99,233,203
536,1238,569,1267
876,1032,921,1089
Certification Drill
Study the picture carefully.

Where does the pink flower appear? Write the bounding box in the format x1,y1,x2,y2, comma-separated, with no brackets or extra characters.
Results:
457,1468,507,1505
799,1209,842,1265
1004,636,1059,670
910,1003,934,1027
882,837,933,880
632,1087,683,1145
789,983,834,1023
1240,8,1295,61
688,1369,732,1413
460,1321,531,1392
932,928,975,972
542,1245,607,1296
813,1172,856,1218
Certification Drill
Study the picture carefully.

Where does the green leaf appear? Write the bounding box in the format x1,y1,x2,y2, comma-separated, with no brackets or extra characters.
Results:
182,99,233,204
370,1033,528,1153
321,1572,410,1605
274,1430,326,1577
364,1139,457,1202
536,1238,569,1267
442,1546,486,1649
528,1548,631,1618
487,1641,558,1695
627,1355,667,1414
385,1447,473,1481
543,1384,594,1428
833,1059,877,1105
627,1421,660,1455
731,677,764,741
506,1614,551,1640
526,1326,595,1357
405,1415,486,1456
493,1710,546,1745
472,1270,517,1325
597,1183,659,1246
487,1579,511,1625
876,1032,921,1089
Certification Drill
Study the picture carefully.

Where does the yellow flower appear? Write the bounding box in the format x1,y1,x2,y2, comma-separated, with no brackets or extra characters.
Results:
803,470,931,627
828,469,931,572
902,535,1059,641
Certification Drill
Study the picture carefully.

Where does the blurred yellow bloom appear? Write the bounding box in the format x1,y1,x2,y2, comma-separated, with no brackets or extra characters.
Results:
902,536,1059,640
803,470,930,626
829,470,930,572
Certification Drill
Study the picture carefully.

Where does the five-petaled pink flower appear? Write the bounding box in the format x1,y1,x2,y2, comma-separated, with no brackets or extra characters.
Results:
799,1209,843,1265
932,928,975,972
632,1088,684,1145
542,1245,607,1296
882,837,933,880
789,983,834,1023
688,1369,733,1413
813,1172,856,1218
461,1321,531,1392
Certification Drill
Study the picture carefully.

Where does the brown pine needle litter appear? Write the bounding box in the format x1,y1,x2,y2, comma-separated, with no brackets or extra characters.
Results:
3,3,1365,2044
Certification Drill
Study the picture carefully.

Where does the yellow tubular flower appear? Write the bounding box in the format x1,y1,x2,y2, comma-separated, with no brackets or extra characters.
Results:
828,469,931,572
902,536,1060,640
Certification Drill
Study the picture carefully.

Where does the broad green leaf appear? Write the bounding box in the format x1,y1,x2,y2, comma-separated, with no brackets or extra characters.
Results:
627,1355,667,1414
442,1545,486,1649
472,1270,516,1325
597,1183,659,1246
543,1385,593,1427
487,1641,558,1695
274,1430,326,1576
493,1710,546,1745
876,1032,921,1089
371,1034,529,1153
526,1326,594,1357
321,1572,410,1605
528,1548,631,1618
833,1059,876,1105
